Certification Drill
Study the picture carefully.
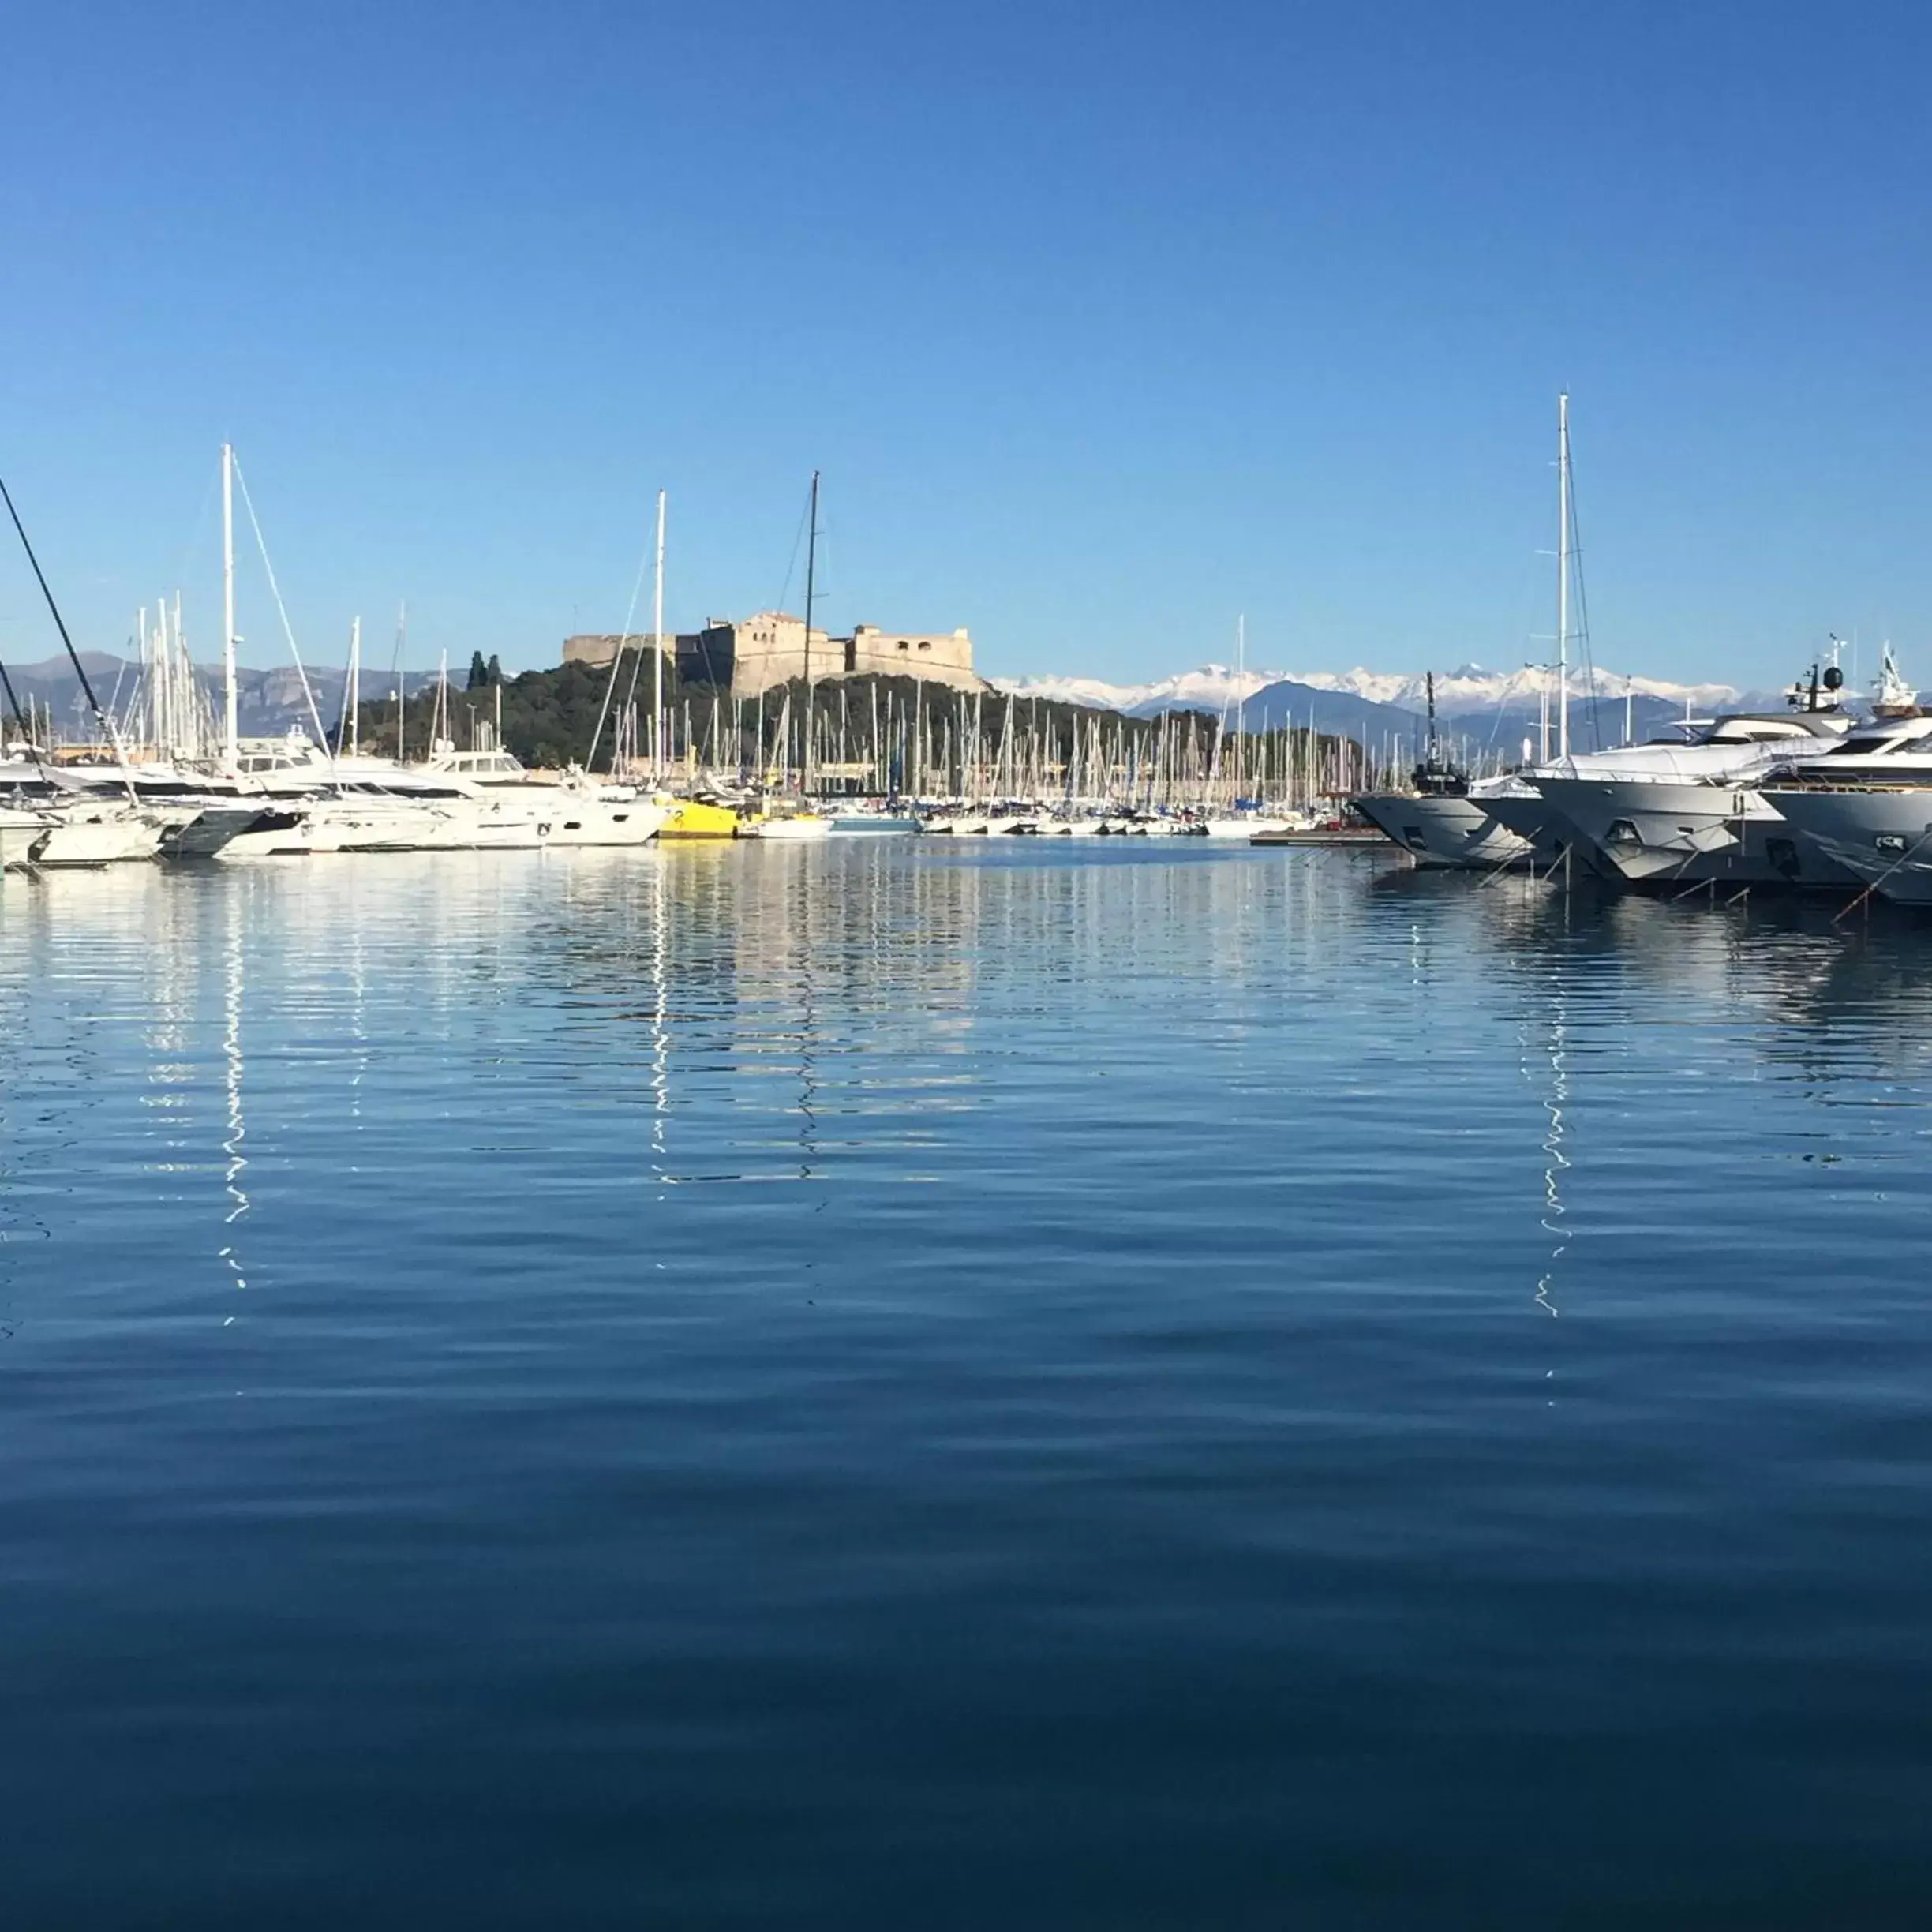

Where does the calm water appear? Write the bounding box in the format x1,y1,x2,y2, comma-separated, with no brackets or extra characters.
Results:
4,841,1932,1929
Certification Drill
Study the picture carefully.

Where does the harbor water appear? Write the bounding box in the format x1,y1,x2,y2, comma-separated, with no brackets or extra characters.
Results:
4,842,1932,1928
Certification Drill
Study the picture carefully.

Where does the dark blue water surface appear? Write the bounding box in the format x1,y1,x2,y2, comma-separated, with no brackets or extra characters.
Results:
5,841,1932,1929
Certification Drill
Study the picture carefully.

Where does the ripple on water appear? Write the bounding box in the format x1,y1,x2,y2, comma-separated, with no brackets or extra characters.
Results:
3,845,1932,1928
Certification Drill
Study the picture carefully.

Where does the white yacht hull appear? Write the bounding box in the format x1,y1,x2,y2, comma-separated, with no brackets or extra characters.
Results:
447,794,668,849
1476,790,1606,873
749,816,832,841
1763,789,1932,904
218,801,459,859
28,811,167,867
1350,793,1537,869
1531,777,1861,889
1203,817,1297,838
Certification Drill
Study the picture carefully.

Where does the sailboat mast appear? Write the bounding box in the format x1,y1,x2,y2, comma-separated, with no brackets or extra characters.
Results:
802,470,819,798
222,440,238,766
348,615,361,755
652,488,666,784
1235,612,1245,804
1556,391,1571,762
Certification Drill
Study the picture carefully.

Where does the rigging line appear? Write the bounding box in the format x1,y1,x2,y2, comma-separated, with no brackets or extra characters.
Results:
615,494,667,771
1564,451,1601,752
586,527,653,774
0,470,140,801
168,461,219,620
772,481,812,620
228,456,335,760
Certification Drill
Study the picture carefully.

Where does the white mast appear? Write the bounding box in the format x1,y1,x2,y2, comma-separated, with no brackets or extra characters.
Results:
652,488,666,784
348,616,361,756
1556,391,1571,762
1234,612,1245,805
803,471,820,799
221,441,238,766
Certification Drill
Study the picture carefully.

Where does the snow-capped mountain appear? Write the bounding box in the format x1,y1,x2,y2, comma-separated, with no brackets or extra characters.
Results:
1286,662,1745,715
994,663,1284,715
993,661,1746,718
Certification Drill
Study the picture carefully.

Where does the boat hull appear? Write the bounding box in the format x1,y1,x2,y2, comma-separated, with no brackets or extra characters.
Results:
1531,777,1862,889
658,800,742,839
28,812,167,867
747,816,831,841
1763,788,1932,904
1476,791,1606,873
1350,793,1537,869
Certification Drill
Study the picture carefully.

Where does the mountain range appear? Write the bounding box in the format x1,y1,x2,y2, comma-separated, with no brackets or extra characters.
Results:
990,660,1803,764
1,652,441,743
993,660,1758,718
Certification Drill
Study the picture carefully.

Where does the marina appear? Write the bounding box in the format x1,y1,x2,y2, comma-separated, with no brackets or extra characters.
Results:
10,6,1932,1920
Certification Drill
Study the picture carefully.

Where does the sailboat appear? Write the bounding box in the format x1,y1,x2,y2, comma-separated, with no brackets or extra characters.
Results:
743,472,832,841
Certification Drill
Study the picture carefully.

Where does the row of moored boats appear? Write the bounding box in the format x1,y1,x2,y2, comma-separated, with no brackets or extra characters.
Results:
1,736,1335,871
1350,653,1932,907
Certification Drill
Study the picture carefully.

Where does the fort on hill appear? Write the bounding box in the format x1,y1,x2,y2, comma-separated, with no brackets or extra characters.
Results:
563,612,985,698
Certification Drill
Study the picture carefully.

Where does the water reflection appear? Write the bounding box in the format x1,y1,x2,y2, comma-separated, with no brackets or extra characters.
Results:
220,884,249,1297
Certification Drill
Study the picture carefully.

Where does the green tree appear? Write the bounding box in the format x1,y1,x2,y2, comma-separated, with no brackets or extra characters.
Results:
466,650,489,690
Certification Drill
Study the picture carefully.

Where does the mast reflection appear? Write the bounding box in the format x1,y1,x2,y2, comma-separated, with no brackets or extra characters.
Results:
219,885,250,1297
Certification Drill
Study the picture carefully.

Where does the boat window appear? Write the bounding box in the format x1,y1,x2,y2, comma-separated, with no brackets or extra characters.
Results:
1710,721,1810,743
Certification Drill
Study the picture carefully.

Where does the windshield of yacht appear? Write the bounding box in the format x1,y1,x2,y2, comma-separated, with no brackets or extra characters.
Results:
1705,717,1829,743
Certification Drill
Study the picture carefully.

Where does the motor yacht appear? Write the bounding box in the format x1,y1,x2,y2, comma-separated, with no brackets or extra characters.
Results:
1756,686,1932,904
1526,665,1888,888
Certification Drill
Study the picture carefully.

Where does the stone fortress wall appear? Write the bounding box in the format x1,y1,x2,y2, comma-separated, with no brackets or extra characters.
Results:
564,612,983,698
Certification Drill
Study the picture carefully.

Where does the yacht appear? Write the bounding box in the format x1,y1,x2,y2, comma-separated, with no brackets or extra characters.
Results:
1757,677,1932,904
1350,669,1560,869
1526,663,1878,888
1352,769,1555,871
184,740,668,859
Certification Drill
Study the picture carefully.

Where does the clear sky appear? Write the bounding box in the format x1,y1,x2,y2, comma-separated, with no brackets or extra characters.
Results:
2,0,1928,690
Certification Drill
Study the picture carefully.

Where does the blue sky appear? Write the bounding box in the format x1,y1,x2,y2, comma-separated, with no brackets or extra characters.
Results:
2,0,1928,690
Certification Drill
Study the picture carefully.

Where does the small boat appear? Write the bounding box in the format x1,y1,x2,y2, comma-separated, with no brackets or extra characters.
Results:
747,812,831,841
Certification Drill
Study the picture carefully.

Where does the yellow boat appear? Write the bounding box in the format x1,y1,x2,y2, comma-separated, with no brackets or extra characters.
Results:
657,798,743,840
